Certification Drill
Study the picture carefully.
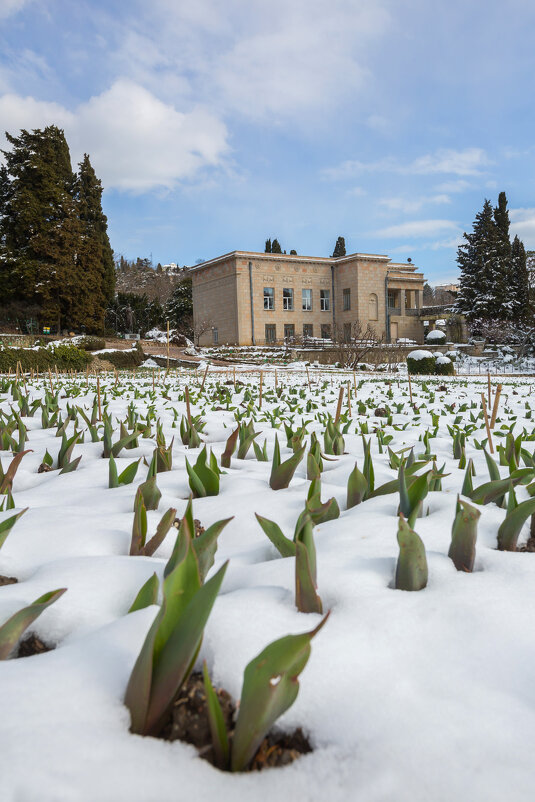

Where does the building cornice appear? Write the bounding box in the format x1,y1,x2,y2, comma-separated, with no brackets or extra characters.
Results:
188,249,404,272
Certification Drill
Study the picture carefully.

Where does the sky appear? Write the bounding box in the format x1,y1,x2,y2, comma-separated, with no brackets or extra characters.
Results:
1,0,534,284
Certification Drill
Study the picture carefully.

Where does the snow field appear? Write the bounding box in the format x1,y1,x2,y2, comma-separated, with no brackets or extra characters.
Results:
0,369,534,802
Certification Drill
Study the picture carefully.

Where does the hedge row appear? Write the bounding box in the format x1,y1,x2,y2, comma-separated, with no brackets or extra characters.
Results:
407,353,455,376
99,345,145,369
0,343,93,372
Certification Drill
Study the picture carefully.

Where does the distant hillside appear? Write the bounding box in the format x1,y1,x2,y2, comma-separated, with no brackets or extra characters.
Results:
114,257,189,302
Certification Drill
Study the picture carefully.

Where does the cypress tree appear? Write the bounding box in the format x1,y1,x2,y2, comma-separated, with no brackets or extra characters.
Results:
75,154,115,330
511,235,530,321
332,236,346,258
264,238,272,253
0,126,82,332
271,238,282,253
493,192,512,319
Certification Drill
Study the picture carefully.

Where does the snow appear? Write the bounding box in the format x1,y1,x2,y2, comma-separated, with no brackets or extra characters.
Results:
426,330,447,342
0,368,535,801
407,349,434,360
435,355,452,365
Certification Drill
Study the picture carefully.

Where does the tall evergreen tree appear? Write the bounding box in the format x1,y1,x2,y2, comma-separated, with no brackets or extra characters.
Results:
271,238,282,253
456,200,500,322
165,276,193,337
0,128,115,333
75,154,115,330
510,235,530,321
493,191,512,318
264,238,272,253
0,126,82,331
77,154,115,300
332,236,346,258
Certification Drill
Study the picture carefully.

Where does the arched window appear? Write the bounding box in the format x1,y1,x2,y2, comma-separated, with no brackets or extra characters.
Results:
369,293,378,320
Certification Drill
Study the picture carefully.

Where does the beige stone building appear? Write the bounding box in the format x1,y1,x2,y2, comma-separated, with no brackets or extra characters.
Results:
191,250,425,346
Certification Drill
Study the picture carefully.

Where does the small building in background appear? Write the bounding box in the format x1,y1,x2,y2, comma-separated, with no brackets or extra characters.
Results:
190,250,425,346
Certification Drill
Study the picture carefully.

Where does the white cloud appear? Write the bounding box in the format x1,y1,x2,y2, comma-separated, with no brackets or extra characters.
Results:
510,208,535,247
379,194,451,213
111,0,392,121
366,114,391,134
434,179,472,194
323,148,489,180
0,80,229,192
374,219,459,239
0,0,32,19
346,186,367,197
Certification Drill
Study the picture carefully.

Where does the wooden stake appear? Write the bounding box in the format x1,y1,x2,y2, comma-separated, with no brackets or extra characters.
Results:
334,385,344,423
408,373,413,404
347,381,352,416
48,366,54,393
185,385,192,424
490,383,502,429
275,368,278,389
166,320,170,373
200,364,209,393
97,374,102,421
233,365,236,387
259,370,263,408
306,365,311,391
353,371,357,393
481,393,494,453
487,371,491,407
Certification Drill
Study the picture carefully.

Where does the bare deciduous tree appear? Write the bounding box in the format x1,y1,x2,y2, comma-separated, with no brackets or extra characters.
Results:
333,320,384,368
193,318,214,347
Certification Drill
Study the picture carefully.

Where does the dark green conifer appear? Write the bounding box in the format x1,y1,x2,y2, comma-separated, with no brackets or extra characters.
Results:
332,236,346,258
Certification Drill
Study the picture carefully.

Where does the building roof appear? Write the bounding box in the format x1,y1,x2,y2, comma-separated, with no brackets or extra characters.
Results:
188,249,413,272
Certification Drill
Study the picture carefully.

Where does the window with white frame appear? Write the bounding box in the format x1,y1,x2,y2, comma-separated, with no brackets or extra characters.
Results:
343,288,351,311
320,289,330,311
302,288,312,311
283,287,294,310
264,287,274,310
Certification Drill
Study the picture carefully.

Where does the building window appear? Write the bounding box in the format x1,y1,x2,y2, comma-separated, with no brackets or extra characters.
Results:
283,287,294,310
284,324,295,340
264,287,274,310
302,288,312,311
321,324,331,339
212,327,218,344
303,323,313,338
265,324,276,343
343,323,352,342
343,288,351,311
369,293,378,320
320,289,330,311
387,289,400,311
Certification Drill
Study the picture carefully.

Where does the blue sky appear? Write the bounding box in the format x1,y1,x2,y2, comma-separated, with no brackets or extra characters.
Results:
1,0,534,283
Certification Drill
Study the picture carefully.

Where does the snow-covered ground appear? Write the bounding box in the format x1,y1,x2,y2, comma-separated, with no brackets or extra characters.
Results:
1,369,535,802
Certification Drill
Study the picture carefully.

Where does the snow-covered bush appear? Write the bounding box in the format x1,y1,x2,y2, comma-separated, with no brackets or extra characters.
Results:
426,329,446,344
74,335,106,352
407,350,436,375
435,355,454,376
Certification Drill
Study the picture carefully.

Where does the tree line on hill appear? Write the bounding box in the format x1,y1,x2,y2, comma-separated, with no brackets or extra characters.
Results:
0,126,115,333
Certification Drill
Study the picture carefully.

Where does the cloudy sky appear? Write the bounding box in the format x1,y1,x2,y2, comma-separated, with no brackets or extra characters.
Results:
1,0,534,281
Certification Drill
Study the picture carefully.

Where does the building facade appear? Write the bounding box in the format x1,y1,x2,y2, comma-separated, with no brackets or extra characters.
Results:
191,251,425,346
